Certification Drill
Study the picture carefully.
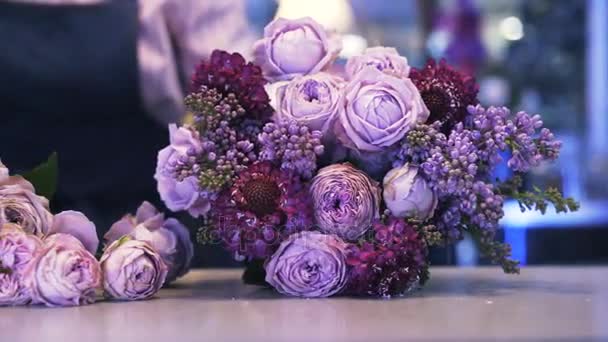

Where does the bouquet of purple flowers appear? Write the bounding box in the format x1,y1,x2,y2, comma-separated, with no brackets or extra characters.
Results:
155,17,579,298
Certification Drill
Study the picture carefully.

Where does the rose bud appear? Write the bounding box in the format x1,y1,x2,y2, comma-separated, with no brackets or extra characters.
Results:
265,231,348,298
0,223,42,306
310,163,381,241
25,233,101,307
0,176,53,236
253,17,342,81
100,237,167,301
383,164,438,220
104,201,193,284
345,47,411,80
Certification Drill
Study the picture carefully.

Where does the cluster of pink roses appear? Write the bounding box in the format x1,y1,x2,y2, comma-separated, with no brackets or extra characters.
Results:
0,161,193,307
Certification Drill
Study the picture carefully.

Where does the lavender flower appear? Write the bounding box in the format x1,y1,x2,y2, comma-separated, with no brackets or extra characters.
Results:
258,119,325,179
383,164,438,221
47,211,99,255
0,160,8,180
345,47,410,79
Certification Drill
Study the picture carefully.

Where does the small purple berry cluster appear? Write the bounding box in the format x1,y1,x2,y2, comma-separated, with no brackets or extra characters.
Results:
258,119,325,179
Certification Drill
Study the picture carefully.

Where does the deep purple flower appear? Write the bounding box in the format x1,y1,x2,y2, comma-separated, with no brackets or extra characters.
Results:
309,163,381,241
0,176,53,237
346,217,428,297
100,237,167,301
273,72,345,135
210,162,313,260
191,50,273,121
253,17,341,81
335,67,429,153
0,224,42,306
345,47,410,80
265,231,348,298
105,201,193,284
410,59,479,132
25,234,101,307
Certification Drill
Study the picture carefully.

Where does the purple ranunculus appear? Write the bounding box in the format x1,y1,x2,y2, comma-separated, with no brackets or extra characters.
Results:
309,163,381,241
25,233,101,307
0,176,53,237
265,231,348,298
104,201,193,283
383,164,438,220
274,72,345,135
345,47,411,80
100,237,167,301
0,223,42,306
253,17,342,81
335,67,429,153
47,211,99,255
155,124,210,217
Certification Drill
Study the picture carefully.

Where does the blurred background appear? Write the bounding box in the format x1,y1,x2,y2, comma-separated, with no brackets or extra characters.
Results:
1,0,607,268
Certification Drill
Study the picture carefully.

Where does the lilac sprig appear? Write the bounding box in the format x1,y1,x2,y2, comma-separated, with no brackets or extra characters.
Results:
258,119,325,179
394,121,446,166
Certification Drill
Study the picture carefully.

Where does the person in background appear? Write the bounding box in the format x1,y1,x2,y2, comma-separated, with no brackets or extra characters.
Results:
0,0,255,229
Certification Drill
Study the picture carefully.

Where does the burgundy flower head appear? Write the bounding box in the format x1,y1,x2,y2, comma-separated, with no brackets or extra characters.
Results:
210,162,313,260
346,217,428,297
191,50,273,121
410,59,479,132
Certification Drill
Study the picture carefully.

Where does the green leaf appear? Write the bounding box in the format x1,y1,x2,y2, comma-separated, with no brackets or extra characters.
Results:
21,152,58,200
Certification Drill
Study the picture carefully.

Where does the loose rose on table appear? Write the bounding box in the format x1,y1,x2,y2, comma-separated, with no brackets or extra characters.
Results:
0,176,53,237
25,234,101,307
100,237,168,301
105,201,193,284
0,223,42,306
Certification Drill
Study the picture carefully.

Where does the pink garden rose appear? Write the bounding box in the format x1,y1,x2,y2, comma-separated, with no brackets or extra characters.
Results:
345,47,410,80
273,72,345,135
0,176,53,236
25,234,101,307
0,224,42,306
47,211,99,255
100,238,167,301
253,17,341,81
335,67,429,153
155,124,211,217
105,201,193,283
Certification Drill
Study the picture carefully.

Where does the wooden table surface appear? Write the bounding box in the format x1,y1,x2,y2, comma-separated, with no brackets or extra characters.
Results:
1,266,607,341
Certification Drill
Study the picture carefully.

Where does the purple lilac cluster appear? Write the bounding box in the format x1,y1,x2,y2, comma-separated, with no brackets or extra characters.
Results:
258,119,325,179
